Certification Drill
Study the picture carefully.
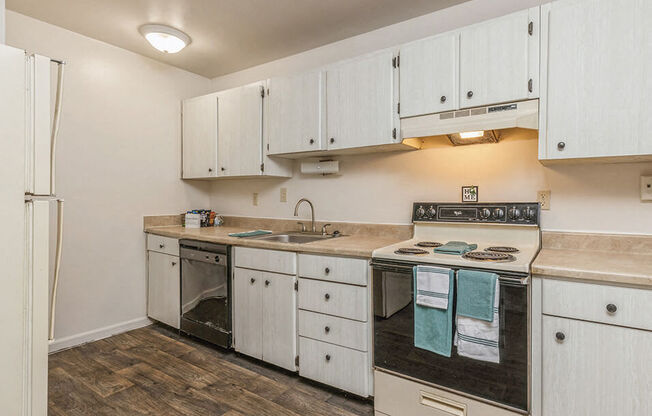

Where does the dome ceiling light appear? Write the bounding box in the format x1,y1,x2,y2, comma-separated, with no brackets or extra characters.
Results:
139,24,191,54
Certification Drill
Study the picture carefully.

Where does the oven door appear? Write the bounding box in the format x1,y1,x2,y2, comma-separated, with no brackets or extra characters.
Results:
372,259,529,412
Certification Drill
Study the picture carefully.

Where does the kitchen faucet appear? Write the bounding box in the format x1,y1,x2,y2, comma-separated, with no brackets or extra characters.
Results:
294,198,315,233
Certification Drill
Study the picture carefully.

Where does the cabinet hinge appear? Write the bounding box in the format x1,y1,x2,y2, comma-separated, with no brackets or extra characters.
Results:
267,143,270,151
260,162,265,172
260,86,265,98
392,55,400,68
392,128,397,140
294,281,298,291
267,88,270,96
528,78,533,93
528,21,533,36
295,355,299,366
397,102,400,114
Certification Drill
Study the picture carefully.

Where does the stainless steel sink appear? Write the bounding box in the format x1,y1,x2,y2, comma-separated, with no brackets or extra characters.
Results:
245,232,339,244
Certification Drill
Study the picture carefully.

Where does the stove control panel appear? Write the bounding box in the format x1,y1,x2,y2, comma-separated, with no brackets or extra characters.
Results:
412,202,540,225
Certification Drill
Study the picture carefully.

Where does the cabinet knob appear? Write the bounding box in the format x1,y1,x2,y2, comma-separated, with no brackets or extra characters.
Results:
467,90,473,99
265,280,270,287
440,95,447,103
250,278,256,284
159,243,165,249
324,267,330,275
171,261,176,266
208,168,213,173
329,138,335,144
221,167,226,171
557,141,566,151
309,138,314,145
555,331,566,342
606,303,617,314
324,293,330,301
325,354,331,362
324,326,330,333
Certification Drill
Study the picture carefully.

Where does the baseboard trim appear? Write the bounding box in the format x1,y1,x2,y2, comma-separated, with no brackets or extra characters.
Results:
48,317,152,353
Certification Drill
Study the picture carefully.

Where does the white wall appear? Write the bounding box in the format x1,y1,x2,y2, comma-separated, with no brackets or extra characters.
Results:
1,0,5,44
6,11,212,349
208,0,652,235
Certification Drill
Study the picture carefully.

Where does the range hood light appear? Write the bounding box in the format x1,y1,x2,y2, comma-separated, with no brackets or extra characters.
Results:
458,131,485,139
139,24,191,53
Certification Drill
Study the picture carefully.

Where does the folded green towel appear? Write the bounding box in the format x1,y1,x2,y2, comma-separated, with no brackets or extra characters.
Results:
228,230,273,237
414,266,455,357
433,241,478,255
456,269,498,322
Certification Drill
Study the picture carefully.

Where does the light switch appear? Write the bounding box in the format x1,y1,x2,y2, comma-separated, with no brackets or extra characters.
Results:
280,187,287,203
641,176,652,201
253,192,259,206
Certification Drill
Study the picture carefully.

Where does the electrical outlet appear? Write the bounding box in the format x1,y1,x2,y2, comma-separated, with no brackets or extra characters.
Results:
280,187,287,203
253,192,259,206
537,190,551,210
641,176,652,201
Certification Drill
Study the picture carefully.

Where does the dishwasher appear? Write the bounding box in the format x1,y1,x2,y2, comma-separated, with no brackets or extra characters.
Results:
179,239,231,348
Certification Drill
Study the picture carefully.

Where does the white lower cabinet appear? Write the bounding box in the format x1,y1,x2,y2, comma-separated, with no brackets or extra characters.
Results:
542,315,651,416
233,248,297,372
147,250,180,329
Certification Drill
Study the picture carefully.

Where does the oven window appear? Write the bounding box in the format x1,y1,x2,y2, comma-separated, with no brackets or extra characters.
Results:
373,267,529,411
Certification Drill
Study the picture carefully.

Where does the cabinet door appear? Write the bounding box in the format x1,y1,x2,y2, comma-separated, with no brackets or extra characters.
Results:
147,252,180,329
182,94,218,178
267,72,323,154
542,316,652,416
262,272,297,371
233,267,263,359
540,0,652,160
326,51,398,150
460,9,537,108
400,32,458,117
217,83,263,177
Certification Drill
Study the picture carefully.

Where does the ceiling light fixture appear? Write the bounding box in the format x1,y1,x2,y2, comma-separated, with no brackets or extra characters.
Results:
139,24,191,53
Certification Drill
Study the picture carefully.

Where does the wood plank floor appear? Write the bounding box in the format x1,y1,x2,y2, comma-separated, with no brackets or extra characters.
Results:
49,324,374,415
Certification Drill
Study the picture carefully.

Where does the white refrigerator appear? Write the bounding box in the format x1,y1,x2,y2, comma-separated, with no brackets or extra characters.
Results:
0,44,65,415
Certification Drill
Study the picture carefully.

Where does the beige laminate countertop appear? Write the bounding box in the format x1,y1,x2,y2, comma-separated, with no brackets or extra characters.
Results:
145,225,404,258
532,232,652,288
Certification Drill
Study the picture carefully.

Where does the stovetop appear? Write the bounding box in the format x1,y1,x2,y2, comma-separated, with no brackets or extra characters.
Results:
372,202,541,274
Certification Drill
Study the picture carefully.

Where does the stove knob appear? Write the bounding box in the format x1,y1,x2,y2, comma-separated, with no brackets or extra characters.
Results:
508,207,521,220
480,208,491,219
416,205,426,219
523,206,536,221
427,206,437,218
493,208,505,219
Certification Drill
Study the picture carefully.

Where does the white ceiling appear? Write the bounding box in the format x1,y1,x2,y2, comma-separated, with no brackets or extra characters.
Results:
7,0,469,78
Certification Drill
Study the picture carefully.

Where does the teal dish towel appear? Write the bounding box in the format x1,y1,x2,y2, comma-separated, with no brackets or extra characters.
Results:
456,269,498,322
433,241,478,255
414,266,455,357
228,230,273,237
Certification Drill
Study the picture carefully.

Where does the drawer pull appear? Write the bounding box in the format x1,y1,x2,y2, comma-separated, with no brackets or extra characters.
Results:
324,293,330,301
324,267,330,275
250,278,256,284
324,326,330,333
419,391,466,416
159,243,165,249
606,303,617,314
325,354,331,362
555,331,566,342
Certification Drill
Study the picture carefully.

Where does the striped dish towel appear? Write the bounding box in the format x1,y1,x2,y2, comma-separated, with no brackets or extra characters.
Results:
455,282,501,363
415,266,451,310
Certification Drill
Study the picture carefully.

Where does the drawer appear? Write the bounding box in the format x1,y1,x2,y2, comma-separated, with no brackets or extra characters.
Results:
299,337,369,397
542,278,652,331
234,247,296,275
298,309,369,351
298,253,368,285
147,234,179,256
374,370,521,416
298,278,368,321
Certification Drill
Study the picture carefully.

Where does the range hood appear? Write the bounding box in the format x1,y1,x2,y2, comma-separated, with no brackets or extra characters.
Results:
401,99,539,145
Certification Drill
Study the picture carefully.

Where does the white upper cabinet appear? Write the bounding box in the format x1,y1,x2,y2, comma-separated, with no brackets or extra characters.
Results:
399,32,459,117
459,8,539,108
326,50,399,150
217,82,264,177
539,0,652,161
182,94,218,179
267,71,324,155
